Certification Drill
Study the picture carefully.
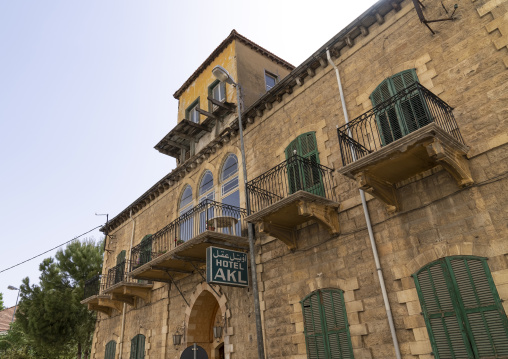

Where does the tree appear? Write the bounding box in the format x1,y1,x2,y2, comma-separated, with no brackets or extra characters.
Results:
15,238,102,359
0,292,4,310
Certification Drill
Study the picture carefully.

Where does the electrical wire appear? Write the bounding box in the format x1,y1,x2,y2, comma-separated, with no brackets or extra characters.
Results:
0,225,103,274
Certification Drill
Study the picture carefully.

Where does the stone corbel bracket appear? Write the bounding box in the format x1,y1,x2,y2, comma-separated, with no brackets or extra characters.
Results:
338,124,473,212
247,191,341,250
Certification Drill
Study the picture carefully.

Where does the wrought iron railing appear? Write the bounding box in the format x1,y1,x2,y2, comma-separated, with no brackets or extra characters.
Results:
247,155,336,213
104,260,138,289
83,274,103,299
130,199,247,269
337,82,464,166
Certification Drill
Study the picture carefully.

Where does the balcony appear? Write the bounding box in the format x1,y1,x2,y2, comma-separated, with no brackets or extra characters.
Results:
101,260,152,307
246,155,339,249
337,82,473,212
129,199,248,283
81,275,121,316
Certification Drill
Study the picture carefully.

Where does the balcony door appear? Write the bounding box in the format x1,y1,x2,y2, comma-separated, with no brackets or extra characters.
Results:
284,132,324,197
370,69,431,145
115,250,126,285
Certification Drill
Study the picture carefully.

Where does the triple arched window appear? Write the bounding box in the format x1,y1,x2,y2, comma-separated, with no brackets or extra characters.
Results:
413,256,508,358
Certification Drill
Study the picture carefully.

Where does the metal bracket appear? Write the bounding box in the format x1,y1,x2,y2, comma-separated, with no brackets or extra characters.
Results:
165,270,189,307
190,262,221,298
412,0,458,34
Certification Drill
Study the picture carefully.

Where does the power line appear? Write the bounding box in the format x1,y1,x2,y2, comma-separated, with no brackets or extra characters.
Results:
0,225,103,274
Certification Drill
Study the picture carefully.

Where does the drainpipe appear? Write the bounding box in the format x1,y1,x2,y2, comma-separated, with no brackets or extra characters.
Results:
119,209,136,359
326,49,402,359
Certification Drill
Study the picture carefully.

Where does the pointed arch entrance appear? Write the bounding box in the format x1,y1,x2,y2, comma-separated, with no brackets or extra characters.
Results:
185,283,229,359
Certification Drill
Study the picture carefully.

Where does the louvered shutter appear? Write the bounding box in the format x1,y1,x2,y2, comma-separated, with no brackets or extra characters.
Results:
370,80,401,145
322,289,353,359
448,257,508,358
139,235,152,265
105,341,116,359
115,250,126,284
285,138,303,194
117,250,126,265
130,336,137,359
137,334,145,359
414,260,473,358
302,292,327,359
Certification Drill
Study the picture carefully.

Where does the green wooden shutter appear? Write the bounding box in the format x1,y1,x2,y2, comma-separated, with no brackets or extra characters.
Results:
414,256,508,359
137,334,145,359
321,289,354,359
301,289,354,359
414,260,472,358
115,250,126,284
105,340,116,359
370,80,401,145
285,132,323,196
448,257,508,357
116,250,126,265
130,336,137,359
140,235,152,265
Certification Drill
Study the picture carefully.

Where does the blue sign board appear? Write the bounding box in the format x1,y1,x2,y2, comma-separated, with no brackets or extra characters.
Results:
206,246,248,287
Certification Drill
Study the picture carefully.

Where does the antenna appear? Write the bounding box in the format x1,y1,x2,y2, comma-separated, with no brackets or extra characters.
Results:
412,0,458,34
95,213,113,252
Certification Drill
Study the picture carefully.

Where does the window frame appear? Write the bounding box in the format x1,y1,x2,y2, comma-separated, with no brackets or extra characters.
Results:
208,80,226,112
179,185,194,242
265,71,278,91
413,256,508,359
185,98,200,123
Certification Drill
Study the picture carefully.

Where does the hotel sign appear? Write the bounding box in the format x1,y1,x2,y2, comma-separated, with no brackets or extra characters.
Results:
206,246,248,287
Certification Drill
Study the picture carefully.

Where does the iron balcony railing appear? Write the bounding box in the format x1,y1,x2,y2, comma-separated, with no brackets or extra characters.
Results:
130,199,247,269
247,154,336,213
83,274,103,299
337,82,464,166
104,260,139,289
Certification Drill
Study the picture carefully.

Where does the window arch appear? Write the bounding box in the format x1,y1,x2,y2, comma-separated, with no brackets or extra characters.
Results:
179,185,194,242
413,256,508,358
105,340,116,359
199,171,214,201
130,334,145,359
220,154,240,235
284,132,324,196
370,69,431,146
300,288,354,359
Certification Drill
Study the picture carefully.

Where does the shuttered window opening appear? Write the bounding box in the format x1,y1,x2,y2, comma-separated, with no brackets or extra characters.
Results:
130,334,145,359
115,250,127,285
105,340,116,359
413,256,508,358
284,132,324,197
370,69,431,146
301,289,354,359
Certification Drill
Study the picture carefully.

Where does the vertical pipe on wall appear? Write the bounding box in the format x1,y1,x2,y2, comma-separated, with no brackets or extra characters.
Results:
119,209,136,359
326,49,402,359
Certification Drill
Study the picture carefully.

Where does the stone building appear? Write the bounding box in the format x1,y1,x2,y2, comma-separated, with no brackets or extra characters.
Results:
82,0,508,358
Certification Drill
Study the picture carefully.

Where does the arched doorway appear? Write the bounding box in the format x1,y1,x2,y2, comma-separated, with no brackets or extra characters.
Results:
186,289,224,358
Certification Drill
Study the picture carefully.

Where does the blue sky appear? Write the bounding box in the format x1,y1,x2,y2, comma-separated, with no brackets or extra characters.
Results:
0,0,379,307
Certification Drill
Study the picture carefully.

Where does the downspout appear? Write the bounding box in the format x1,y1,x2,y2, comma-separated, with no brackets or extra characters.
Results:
326,49,402,359
119,209,136,359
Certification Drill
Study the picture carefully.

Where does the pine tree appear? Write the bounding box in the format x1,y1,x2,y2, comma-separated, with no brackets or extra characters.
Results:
0,292,4,310
15,238,102,359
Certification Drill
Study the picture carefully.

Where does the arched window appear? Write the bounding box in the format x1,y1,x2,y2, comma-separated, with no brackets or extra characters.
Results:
221,154,239,207
130,334,145,359
199,171,215,232
300,289,354,358
413,256,508,358
179,185,194,242
370,69,430,145
221,154,241,235
284,132,324,196
105,340,116,359
199,171,214,202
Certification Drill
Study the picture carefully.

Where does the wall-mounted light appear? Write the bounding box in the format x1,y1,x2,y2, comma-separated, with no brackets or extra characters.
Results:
173,322,185,347
213,316,225,342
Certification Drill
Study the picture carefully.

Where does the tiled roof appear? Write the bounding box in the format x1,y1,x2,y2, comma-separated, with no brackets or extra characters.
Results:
0,306,16,332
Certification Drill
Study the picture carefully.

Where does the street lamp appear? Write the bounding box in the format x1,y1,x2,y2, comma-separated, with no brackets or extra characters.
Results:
212,66,266,359
7,285,20,323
